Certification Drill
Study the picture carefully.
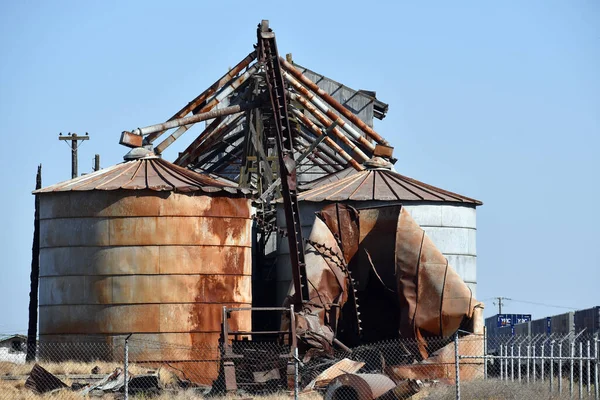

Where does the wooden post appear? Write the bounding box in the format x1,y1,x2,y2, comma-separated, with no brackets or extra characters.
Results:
26,164,42,362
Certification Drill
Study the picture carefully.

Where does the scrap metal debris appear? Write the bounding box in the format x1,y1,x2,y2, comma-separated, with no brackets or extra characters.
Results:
24,364,68,394
279,203,484,388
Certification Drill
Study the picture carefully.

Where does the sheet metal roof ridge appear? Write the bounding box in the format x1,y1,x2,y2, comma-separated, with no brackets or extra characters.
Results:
295,168,482,205
292,62,389,118
33,157,253,195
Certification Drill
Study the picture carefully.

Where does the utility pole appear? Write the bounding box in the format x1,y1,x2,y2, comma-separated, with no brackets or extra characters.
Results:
59,132,89,178
26,164,42,362
493,297,511,314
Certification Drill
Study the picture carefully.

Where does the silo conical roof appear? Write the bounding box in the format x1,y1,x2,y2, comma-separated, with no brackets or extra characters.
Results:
298,158,482,205
34,156,252,195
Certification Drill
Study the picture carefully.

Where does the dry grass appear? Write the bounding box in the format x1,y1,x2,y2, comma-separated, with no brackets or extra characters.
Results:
423,379,590,400
0,360,150,377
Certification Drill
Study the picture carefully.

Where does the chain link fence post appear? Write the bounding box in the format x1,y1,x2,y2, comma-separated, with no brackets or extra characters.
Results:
595,336,599,400
454,331,460,400
483,327,487,380
124,333,132,400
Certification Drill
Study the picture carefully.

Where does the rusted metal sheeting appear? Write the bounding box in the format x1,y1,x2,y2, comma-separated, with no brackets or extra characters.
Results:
143,51,256,145
33,157,252,195
280,57,391,147
298,161,482,204
323,373,396,400
387,333,484,384
36,172,253,384
394,207,478,346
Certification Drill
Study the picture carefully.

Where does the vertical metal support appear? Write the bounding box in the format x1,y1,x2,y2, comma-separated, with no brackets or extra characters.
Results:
294,345,299,400
518,344,522,383
571,339,575,398
511,344,515,381
483,327,488,380
505,345,509,380
499,345,503,381
559,342,563,394
532,341,536,383
124,333,132,400
454,332,460,400
258,21,309,306
527,342,530,384
541,343,545,382
551,342,555,394
594,338,598,400
579,341,583,400
94,154,100,171
587,340,591,398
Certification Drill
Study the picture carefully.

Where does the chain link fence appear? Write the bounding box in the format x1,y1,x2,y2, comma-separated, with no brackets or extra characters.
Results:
0,332,598,399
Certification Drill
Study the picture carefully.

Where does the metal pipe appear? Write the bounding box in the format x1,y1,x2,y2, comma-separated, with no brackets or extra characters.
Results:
571,339,575,399
292,108,364,170
511,344,515,381
594,338,598,400
173,116,225,165
124,333,132,400
505,344,509,380
483,327,487,380
154,65,258,152
559,342,564,394
283,70,376,151
144,51,256,144
579,341,583,400
128,100,259,138
296,130,344,171
176,114,244,164
518,343,522,383
527,342,530,384
454,332,460,400
541,343,545,382
290,93,369,161
551,341,555,393
280,57,391,146
587,340,591,398
500,343,503,381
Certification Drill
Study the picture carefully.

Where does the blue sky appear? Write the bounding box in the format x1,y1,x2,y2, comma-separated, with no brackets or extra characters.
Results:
0,1,598,334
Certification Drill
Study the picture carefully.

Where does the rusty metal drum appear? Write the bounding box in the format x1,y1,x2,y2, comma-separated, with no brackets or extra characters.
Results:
34,156,253,383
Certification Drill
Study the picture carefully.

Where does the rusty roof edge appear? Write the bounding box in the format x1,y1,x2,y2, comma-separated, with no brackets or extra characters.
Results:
293,168,483,205
33,158,256,196
390,171,483,205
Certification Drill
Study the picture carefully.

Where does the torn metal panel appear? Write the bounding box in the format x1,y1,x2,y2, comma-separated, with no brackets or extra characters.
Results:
25,364,69,394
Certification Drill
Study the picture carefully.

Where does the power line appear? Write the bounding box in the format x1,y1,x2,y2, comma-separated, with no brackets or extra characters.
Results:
509,298,578,310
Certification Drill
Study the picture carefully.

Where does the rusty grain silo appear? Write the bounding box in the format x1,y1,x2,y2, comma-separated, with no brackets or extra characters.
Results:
34,153,253,383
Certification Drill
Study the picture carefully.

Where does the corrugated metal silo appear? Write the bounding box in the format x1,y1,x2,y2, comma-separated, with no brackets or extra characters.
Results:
34,154,253,383
275,158,482,306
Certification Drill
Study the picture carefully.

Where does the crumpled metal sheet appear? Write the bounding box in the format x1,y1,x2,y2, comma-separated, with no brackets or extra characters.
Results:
394,206,478,356
282,203,482,361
